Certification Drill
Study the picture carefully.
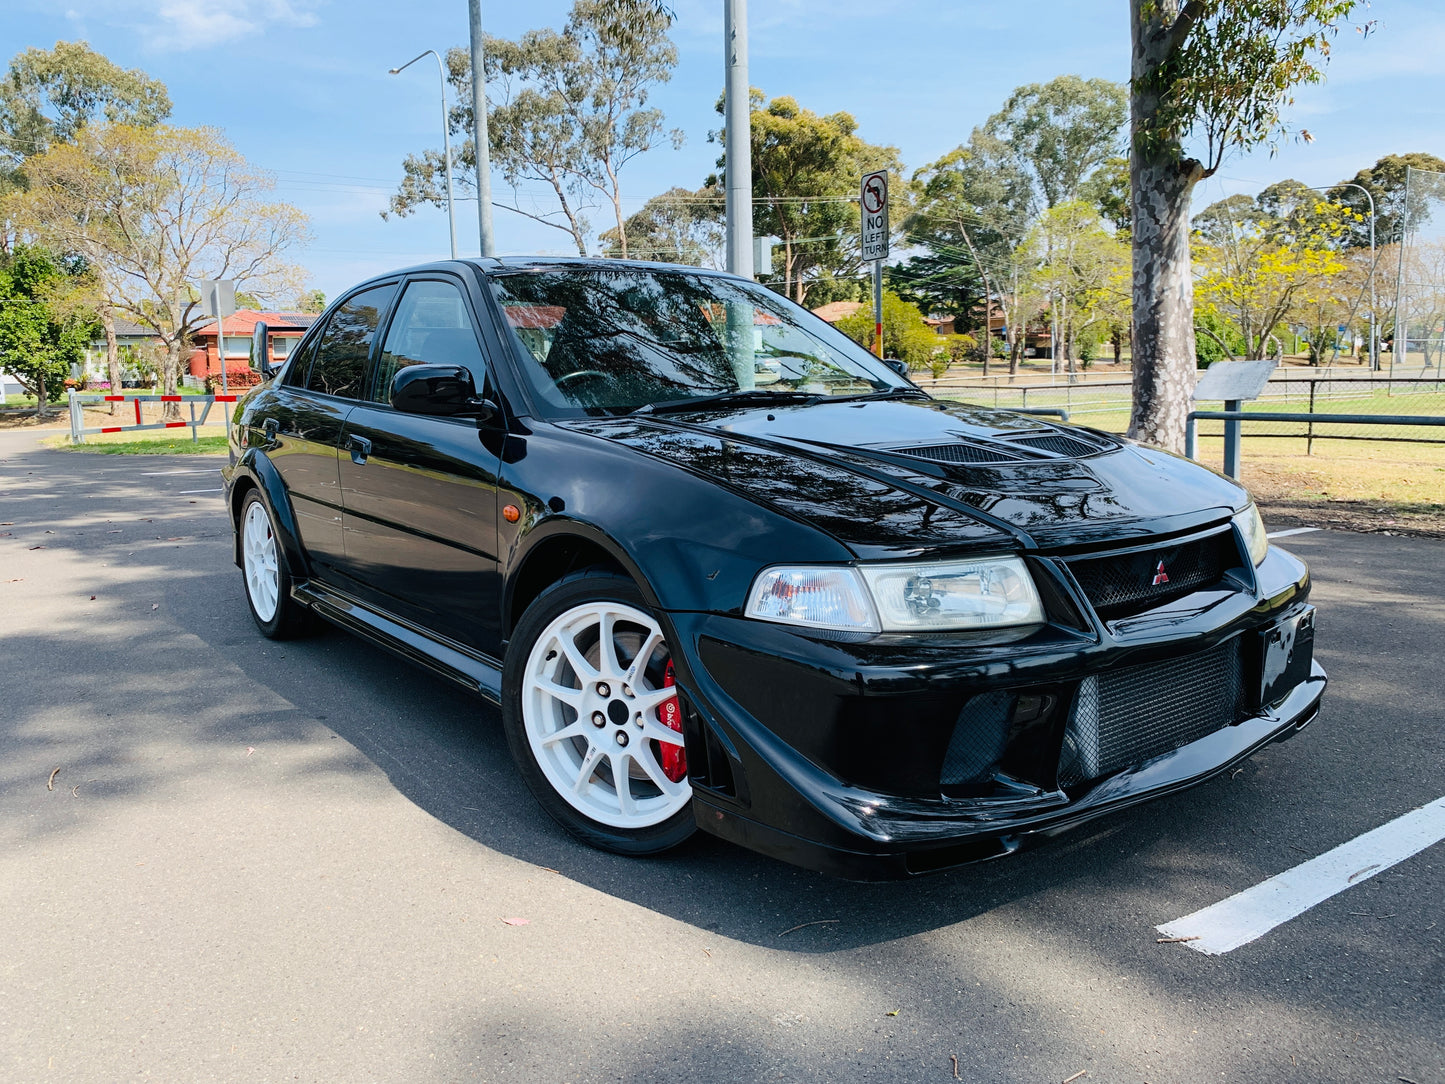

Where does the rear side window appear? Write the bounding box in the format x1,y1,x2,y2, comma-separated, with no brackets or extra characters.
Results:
373,280,486,403
306,284,397,399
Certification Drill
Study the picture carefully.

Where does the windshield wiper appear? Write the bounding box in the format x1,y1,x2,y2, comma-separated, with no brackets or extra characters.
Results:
826,386,932,404
631,389,822,416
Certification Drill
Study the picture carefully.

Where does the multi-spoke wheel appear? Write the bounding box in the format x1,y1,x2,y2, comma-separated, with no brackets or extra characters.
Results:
239,490,310,639
502,572,696,854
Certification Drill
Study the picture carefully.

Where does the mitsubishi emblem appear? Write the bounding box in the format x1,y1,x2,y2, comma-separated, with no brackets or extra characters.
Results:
1152,560,1170,586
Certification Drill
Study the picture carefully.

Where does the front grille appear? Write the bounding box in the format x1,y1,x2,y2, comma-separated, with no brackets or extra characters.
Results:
1059,638,1247,786
1067,530,1238,620
892,442,1024,465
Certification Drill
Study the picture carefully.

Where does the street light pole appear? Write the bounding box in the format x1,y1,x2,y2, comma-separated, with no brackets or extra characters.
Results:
469,0,496,258
390,50,457,260
1311,181,1378,369
723,0,753,279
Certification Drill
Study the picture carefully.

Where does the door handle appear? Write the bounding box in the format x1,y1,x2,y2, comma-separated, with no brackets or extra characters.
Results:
346,435,372,465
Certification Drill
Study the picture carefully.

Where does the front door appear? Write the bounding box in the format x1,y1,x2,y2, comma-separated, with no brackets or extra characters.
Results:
337,278,505,657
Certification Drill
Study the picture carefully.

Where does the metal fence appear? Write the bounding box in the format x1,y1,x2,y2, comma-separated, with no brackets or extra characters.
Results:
1394,166,1445,371
67,391,236,444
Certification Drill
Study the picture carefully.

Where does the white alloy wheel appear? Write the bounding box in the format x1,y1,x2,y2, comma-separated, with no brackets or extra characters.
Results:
522,601,691,830
243,499,281,623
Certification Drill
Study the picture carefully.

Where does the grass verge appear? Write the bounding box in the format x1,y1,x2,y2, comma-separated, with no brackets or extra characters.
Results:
49,433,229,455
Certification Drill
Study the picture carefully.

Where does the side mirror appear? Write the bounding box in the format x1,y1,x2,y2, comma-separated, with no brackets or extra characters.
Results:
252,322,272,378
884,357,909,377
391,364,497,421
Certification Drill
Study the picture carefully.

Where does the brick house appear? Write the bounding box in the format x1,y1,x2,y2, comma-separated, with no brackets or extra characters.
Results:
189,310,319,387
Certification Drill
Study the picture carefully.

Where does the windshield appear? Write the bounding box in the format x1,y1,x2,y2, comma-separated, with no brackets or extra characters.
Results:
488,267,909,417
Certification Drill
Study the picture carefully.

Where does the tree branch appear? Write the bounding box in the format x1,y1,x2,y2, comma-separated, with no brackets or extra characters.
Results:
1164,0,1209,56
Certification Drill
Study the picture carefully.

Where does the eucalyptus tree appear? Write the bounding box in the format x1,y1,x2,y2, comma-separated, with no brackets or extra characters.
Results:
11,124,308,416
387,0,680,256
1127,0,1363,451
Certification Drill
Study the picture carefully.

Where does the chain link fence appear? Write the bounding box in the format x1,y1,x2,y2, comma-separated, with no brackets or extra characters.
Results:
1394,166,1445,371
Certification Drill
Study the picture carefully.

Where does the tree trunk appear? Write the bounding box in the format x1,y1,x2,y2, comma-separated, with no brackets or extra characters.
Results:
1128,0,1204,452
102,306,120,415
35,372,47,419
162,337,183,421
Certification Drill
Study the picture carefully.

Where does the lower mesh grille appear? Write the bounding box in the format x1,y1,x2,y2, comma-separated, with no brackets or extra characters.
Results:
941,691,1015,784
1059,638,1247,786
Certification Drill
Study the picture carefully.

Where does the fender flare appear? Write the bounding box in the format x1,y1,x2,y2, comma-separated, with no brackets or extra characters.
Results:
502,515,661,634
228,450,310,581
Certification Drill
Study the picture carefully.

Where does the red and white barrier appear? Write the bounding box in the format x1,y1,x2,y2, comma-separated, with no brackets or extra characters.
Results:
67,391,239,444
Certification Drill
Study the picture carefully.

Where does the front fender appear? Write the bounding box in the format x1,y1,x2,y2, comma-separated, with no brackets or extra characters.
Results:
226,449,309,581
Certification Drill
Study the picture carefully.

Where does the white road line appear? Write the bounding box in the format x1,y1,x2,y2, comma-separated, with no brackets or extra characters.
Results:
139,469,219,476
1157,795,1445,955
176,488,221,495
1266,527,1322,539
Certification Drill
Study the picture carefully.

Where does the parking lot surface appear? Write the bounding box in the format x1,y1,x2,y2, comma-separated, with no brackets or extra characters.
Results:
2,429,1442,1084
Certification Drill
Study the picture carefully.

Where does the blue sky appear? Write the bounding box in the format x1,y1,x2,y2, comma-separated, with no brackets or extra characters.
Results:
6,0,1443,302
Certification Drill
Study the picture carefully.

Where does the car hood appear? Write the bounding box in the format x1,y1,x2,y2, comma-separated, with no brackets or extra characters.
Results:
558,397,1248,558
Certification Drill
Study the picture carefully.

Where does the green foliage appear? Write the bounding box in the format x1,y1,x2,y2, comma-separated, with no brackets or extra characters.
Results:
389,0,680,256
834,290,945,374
0,41,170,198
294,289,326,314
984,75,1128,213
0,244,94,409
1139,0,1363,175
712,91,899,305
1328,152,1445,246
1081,155,1131,233
599,186,723,265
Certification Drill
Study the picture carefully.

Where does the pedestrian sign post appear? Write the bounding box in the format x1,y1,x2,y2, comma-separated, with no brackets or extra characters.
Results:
199,279,236,396
860,170,889,359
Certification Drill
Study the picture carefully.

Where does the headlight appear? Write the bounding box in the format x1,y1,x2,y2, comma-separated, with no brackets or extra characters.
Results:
1232,503,1269,566
745,556,1044,633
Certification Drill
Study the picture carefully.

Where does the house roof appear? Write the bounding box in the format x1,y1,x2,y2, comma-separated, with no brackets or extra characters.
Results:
195,309,319,336
810,300,865,324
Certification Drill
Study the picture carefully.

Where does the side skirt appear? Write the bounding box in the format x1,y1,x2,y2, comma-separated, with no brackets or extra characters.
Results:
292,581,504,704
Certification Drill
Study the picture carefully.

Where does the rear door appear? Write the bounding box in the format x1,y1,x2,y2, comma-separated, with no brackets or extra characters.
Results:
264,282,398,578
337,276,506,657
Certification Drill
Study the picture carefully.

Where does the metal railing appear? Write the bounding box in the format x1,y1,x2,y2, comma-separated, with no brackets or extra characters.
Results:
1186,409,1445,479
67,391,237,444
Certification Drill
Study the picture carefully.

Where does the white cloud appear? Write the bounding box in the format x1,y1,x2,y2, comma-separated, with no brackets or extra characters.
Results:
56,0,323,51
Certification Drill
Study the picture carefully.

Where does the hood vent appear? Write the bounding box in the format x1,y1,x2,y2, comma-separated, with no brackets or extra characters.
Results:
1007,431,1109,458
890,442,1027,465
888,427,1114,467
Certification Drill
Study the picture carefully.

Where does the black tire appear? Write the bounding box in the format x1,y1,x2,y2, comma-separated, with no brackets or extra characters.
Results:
238,489,312,640
501,570,697,856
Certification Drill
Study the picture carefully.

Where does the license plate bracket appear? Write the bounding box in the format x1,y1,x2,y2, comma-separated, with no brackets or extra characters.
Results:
1260,606,1315,708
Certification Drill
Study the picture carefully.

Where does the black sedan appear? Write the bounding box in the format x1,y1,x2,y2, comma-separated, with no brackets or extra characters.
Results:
222,258,1323,879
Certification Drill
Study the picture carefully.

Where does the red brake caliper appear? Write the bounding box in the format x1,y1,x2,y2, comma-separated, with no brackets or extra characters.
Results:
658,660,687,782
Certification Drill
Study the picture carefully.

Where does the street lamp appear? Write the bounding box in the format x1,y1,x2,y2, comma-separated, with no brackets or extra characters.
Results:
389,49,458,260
1308,182,1378,369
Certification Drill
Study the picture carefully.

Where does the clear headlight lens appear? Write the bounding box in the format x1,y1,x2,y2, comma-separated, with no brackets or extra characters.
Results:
745,567,880,632
745,556,1045,633
1233,503,1269,566
859,557,1044,631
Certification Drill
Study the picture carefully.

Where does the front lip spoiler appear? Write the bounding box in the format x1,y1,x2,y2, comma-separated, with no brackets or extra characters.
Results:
693,662,1327,880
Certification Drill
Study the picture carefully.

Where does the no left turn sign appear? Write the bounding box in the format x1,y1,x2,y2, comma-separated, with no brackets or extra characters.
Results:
860,170,889,262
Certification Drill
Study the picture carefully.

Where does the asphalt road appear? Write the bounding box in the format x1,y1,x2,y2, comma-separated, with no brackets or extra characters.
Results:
1,428,1442,1084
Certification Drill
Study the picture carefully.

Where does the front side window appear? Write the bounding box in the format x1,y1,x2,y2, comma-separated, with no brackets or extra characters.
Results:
306,283,397,400
373,280,485,404
489,269,903,417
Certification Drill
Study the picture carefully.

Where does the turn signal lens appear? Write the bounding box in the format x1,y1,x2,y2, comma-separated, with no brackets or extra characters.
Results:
1232,503,1269,566
860,557,1044,631
744,567,879,632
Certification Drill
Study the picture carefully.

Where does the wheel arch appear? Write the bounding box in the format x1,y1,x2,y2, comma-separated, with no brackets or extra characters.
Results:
504,518,659,637
229,451,308,580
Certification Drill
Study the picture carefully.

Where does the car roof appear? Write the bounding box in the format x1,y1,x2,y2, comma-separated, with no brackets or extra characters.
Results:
353,256,738,284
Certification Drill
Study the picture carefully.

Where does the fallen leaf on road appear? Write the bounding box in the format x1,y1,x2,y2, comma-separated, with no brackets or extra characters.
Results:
46,767,60,791
1063,1072,1088,1084
89,595,97,600
246,747,255,756
0,522,13,526
28,545,45,550
886,1009,899,1017
501,917,531,926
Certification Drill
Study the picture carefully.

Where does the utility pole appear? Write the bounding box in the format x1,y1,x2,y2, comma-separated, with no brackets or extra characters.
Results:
723,0,753,279
469,0,496,258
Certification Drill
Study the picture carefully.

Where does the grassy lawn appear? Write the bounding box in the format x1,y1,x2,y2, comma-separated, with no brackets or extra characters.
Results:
47,431,229,455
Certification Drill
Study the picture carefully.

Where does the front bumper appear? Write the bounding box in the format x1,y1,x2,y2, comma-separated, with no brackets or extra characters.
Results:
665,545,1324,879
